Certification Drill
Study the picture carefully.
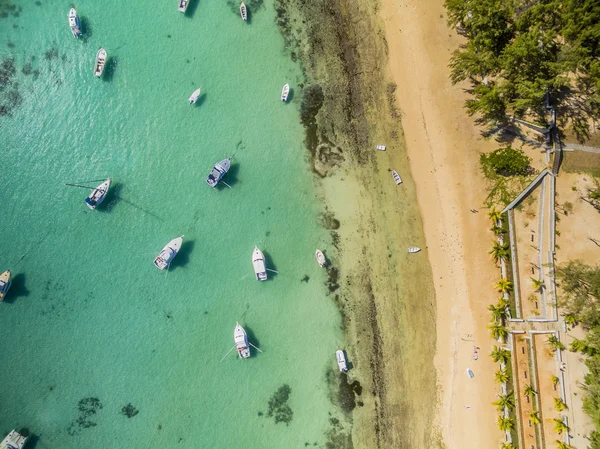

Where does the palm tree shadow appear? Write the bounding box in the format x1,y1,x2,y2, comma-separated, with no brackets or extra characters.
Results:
3,273,29,304
186,0,201,17
263,250,278,280
217,162,239,189
169,240,195,270
244,325,262,357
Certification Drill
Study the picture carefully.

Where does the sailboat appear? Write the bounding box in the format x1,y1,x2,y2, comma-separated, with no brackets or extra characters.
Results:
234,322,250,358
0,430,28,449
0,270,11,302
153,236,184,270
94,48,107,77
316,249,326,268
68,8,82,38
178,0,190,13
281,83,290,102
252,246,267,281
206,158,231,188
188,87,201,104
85,178,111,210
239,2,247,20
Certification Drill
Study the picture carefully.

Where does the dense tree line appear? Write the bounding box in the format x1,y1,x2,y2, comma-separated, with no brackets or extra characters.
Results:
445,0,600,141
556,261,600,447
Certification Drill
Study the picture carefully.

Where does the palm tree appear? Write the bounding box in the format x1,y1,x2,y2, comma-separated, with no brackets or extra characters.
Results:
488,208,502,224
523,384,537,398
500,443,516,449
550,375,560,388
564,314,579,327
490,241,510,264
488,323,509,341
497,416,515,431
569,338,588,353
529,411,540,424
495,278,513,293
547,335,566,352
552,418,569,434
493,392,515,411
495,368,510,383
491,224,504,236
490,346,511,364
488,303,508,323
555,441,574,449
530,277,544,292
554,398,568,411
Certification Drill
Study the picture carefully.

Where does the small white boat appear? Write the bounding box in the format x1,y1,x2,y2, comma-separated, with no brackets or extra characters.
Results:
188,88,201,104
94,48,107,77
234,322,250,358
240,2,247,20
281,83,290,102
0,430,28,449
153,236,184,270
408,247,421,253
178,0,190,13
206,157,232,188
376,144,386,151
85,178,111,210
252,246,267,281
0,270,11,303
392,170,402,185
316,249,326,268
68,8,82,38
336,350,348,372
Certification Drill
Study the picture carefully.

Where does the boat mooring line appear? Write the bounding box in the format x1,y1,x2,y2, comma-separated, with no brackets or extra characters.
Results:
13,230,52,269
249,342,263,353
64,183,95,190
220,345,236,362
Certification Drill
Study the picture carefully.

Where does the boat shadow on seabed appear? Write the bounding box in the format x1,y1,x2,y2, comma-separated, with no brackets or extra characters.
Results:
99,183,164,222
215,161,240,189
168,239,195,270
2,273,29,304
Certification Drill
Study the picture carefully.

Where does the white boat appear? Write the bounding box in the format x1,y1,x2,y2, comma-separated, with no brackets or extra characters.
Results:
240,2,247,20
392,170,402,185
188,88,201,104
408,247,421,253
281,83,290,102
0,270,11,303
153,236,184,270
68,8,82,38
234,322,250,358
316,249,326,268
178,0,190,13
376,144,386,151
252,246,267,281
0,430,28,449
206,157,231,188
94,48,107,77
85,178,111,210
336,350,348,372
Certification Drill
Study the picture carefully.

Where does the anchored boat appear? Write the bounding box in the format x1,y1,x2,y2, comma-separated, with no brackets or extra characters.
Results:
188,87,201,104
252,246,267,281
234,322,250,358
85,178,111,210
408,247,421,253
336,350,348,373
240,2,247,20
153,236,184,270
0,270,11,302
0,430,28,449
68,8,82,38
178,0,190,13
94,48,107,77
392,170,402,185
281,83,290,102
206,158,231,188
316,249,326,268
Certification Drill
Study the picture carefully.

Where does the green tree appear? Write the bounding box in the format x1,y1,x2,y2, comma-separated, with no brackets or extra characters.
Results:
550,375,560,388
552,418,569,434
530,411,540,424
531,277,544,292
524,384,537,398
488,208,502,224
555,441,573,449
554,397,568,411
489,323,509,341
490,345,511,364
497,416,515,431
500,443,516,449
481,146,532,177
488,302,508,323
547,335,566,352
570,338,591,354
495,368,510,383
495,278,513,293
564,313,579,327
490,241,510,264
493,392,515,411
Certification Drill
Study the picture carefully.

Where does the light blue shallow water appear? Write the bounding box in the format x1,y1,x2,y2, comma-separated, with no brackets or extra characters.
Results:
0,1,344,446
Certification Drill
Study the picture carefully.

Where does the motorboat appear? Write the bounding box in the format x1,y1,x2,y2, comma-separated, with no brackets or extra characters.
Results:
316,249,326,268
178,0,190,13
336,350,348,372
376,144,386,151
188,88,201,104
94,48,107,77
252,246,267,281
234,322,250,358
408,247,421,253
0,430,28,449
85,178,111,210
68,8,82,38
281,83,289,102
0,270,11,302
240,2,247,20
206,158,231,188
392,170,402,185
153,236,184,270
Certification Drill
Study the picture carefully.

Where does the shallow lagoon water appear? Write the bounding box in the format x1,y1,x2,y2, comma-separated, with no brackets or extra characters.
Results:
0,0,345,446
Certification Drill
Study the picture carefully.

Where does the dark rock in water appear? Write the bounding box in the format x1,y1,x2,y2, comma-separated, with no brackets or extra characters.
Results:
22,63,33,75
338,373,362,413
67,397,103,435
121,403,139,418
44,48,58,60
327,266,339,293
267,384,293,425
300,84,324,127
35,1,42,5
321,211,340,230
301,275,309,283
7,42,15,48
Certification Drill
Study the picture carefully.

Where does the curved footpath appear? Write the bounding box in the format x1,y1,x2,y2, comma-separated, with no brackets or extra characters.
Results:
380,0,503,447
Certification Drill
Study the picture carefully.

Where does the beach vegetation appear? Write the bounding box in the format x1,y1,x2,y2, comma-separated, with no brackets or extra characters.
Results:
494,368,510,383
530,277,544,292
555,441,574,449
490,224,504,236
491,346,511,364
488,208,502,224
564,313,579,327
552,418,570,435
523,384,537,398
488,301,509,323
493,392,515,411
530,411,540,425
495,278,513,293
550,375,560,388
554,397,568,412
481,147,532,178
497,416,515,431
500,443,516,449
570,338,595,356
489,323,509,342
547,335,566,352
489,241,510,265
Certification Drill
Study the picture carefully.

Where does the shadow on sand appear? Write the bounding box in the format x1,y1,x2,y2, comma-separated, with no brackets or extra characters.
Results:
3,273,29,304
169,240,195,270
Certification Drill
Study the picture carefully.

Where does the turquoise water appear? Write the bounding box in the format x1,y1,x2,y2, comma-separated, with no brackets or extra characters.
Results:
0,1,345,447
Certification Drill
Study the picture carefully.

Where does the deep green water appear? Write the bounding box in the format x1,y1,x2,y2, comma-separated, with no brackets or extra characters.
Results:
0,0,346,447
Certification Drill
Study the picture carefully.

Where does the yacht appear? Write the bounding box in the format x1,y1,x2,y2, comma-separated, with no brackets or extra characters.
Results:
85,178,111,210
0,430,28,449
153,236,184,270
178,0,190,13
336,350,348,372
316,249,326,268
206,158,231,188
240,2,247,20
94,48,107,77
281,83,289,102
0,270,11,302
188,87,201,104
234,322,250,358
252,246,267,281
68,8,82,38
